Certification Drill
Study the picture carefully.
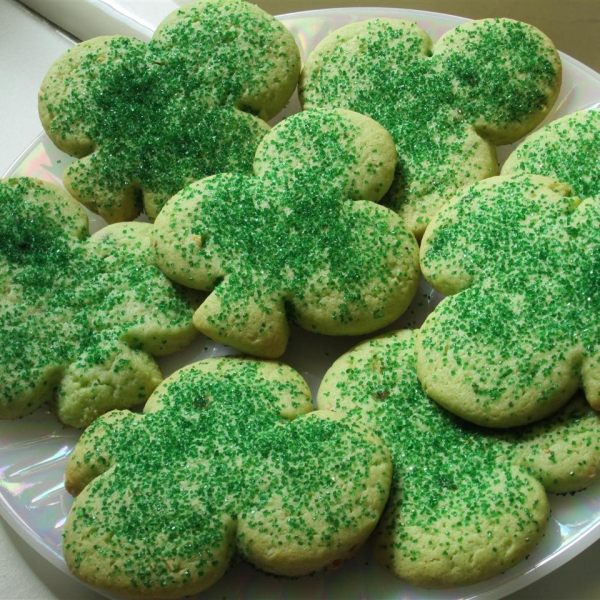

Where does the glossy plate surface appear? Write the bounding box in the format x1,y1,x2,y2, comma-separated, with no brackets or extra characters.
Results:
1,8,600,600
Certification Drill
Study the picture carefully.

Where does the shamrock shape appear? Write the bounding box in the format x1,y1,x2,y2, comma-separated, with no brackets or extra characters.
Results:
38,0,300,223
0,177,197,427
417,109,600,427
152,108,420,358
319,329,600,588
300,17,562,238
64,357,392,598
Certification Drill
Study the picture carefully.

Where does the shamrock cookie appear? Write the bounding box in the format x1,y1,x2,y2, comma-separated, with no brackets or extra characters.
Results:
319,329,600,588
152,108,420,358
300,18,561,238
0,178,197,427
417,171,599,427
64,357,392,598
39,0,300,222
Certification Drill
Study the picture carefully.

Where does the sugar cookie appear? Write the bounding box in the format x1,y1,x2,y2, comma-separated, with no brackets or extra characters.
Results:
301,17,561,238
152,109,419,357
39,0,301,222
319,329,600,587
64,357,392,598
0,177,196,427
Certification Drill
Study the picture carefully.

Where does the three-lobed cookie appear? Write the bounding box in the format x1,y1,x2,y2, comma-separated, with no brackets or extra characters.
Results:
318,329,600,588
152,108,420,358
300,17,562,238
64,357,392,598
0,177,197,427
417,109,600,427
38,0,301,222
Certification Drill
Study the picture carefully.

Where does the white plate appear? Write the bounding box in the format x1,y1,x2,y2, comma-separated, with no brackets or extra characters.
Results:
2,8,600,600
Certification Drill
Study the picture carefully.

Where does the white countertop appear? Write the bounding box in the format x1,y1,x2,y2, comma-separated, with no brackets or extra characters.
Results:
1,0,600,598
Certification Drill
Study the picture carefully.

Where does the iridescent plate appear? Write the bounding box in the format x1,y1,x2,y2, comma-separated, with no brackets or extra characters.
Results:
2,8,600,600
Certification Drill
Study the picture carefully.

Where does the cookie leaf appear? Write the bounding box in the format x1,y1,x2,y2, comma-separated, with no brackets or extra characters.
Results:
418,110,600,427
